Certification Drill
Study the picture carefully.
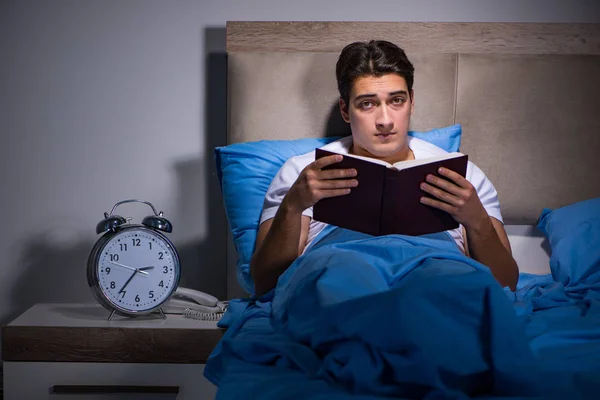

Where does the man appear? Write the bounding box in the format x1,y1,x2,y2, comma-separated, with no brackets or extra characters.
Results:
250,40,519,296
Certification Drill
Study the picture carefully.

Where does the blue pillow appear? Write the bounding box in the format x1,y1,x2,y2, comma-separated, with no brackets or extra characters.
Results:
215,124,462,295
536,197,600,288
409,124,461,154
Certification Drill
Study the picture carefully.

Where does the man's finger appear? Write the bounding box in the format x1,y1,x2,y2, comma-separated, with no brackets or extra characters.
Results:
438,167,469,188
420,196,456,214
312,154,344,169
423,174,463,197
318,168,357,180
317,179,358,190
319,188,352,199
420,182,460,205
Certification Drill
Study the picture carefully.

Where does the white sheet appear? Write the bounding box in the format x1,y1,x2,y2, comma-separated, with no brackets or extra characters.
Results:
506,225,551,275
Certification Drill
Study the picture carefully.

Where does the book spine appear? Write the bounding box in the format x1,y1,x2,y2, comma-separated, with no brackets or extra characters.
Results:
378,169,388,236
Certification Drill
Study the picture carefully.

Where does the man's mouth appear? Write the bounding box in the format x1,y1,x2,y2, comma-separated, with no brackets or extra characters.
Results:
375,132,396,138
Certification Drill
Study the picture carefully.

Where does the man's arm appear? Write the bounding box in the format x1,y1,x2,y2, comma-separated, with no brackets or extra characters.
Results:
250,154,358,296
462,218,519,290
420,167,519,290
250,204,311,297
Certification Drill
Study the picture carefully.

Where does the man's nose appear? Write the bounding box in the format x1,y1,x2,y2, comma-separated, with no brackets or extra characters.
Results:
375,105,394,130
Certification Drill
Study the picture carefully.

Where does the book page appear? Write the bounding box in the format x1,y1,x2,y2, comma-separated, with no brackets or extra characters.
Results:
338,152,393,168
320,149,466,171
392,152,465,171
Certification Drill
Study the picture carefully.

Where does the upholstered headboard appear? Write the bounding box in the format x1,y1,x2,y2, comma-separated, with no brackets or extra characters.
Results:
227,22,600,223
224,22,600,296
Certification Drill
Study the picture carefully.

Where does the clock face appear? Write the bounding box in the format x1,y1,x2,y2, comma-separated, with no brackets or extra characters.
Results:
94,227,179,313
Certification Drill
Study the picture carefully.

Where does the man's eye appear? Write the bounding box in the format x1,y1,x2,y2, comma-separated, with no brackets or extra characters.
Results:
360,101,374,109
392,97,405,104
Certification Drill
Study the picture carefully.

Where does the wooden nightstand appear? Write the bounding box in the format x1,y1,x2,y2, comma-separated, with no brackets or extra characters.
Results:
2,303,224,399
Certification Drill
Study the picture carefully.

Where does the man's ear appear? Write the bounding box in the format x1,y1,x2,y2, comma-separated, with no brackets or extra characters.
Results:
410,90,415,114
339,98,350,123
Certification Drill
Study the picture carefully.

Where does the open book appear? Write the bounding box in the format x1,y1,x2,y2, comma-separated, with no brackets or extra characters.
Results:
313,148,469,236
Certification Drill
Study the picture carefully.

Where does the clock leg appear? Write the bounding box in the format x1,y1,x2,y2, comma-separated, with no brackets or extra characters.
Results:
108,309,116,321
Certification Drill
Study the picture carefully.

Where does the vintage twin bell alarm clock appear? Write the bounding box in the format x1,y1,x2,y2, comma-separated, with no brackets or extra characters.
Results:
87,199,181,320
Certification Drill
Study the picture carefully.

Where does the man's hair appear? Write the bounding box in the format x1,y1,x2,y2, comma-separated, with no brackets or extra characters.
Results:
336,40,415,106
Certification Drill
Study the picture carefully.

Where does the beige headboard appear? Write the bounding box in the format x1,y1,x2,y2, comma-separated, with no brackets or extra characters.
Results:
226,22,600,224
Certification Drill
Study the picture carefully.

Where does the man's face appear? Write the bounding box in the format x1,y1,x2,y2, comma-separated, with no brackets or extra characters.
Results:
340,73,414,162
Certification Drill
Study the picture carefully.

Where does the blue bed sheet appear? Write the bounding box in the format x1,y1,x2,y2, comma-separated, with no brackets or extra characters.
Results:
204,228,600,399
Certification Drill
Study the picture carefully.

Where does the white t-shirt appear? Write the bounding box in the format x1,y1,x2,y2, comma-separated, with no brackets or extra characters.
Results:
260,136,503,254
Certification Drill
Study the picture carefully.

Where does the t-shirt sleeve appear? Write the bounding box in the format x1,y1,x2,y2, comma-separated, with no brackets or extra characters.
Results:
260,156,313,225
466,161,504,224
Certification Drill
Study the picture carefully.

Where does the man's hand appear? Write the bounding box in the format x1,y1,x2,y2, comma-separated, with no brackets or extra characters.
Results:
419,166,519,290
283,154,358,213
419,167,488,232
251,154,357,296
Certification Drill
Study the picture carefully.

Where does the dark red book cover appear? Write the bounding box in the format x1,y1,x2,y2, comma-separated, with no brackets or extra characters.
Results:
313,148,468,236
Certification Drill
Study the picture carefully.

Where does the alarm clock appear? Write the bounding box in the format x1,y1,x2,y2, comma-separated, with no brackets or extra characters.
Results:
87,199,181,320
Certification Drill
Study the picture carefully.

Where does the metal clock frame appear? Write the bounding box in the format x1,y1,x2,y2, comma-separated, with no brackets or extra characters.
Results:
87,200,181,321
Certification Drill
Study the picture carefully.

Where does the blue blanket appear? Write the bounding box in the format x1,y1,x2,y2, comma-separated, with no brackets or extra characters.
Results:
204,228,600,399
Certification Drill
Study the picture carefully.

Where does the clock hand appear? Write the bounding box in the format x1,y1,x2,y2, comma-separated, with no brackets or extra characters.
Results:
118,270,137,294
109,261,149,275
137,266,154,277
116,265,154,294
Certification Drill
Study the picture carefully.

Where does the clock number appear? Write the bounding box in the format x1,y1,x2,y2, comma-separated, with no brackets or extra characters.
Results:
110,281,115,289
163,266,168,273
119,243,128,251
158,252,164,260
149,242,152,250
110,254,119,262
135,295,140,302
158,280,164,287
132,238,141,247
105,267,111,275
121,291,126,298
149,290,154,298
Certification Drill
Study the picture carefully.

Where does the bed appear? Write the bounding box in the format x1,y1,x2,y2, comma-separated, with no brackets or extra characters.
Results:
206,22,600,399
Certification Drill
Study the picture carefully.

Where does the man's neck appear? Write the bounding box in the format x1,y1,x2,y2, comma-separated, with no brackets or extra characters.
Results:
349,142,415,165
